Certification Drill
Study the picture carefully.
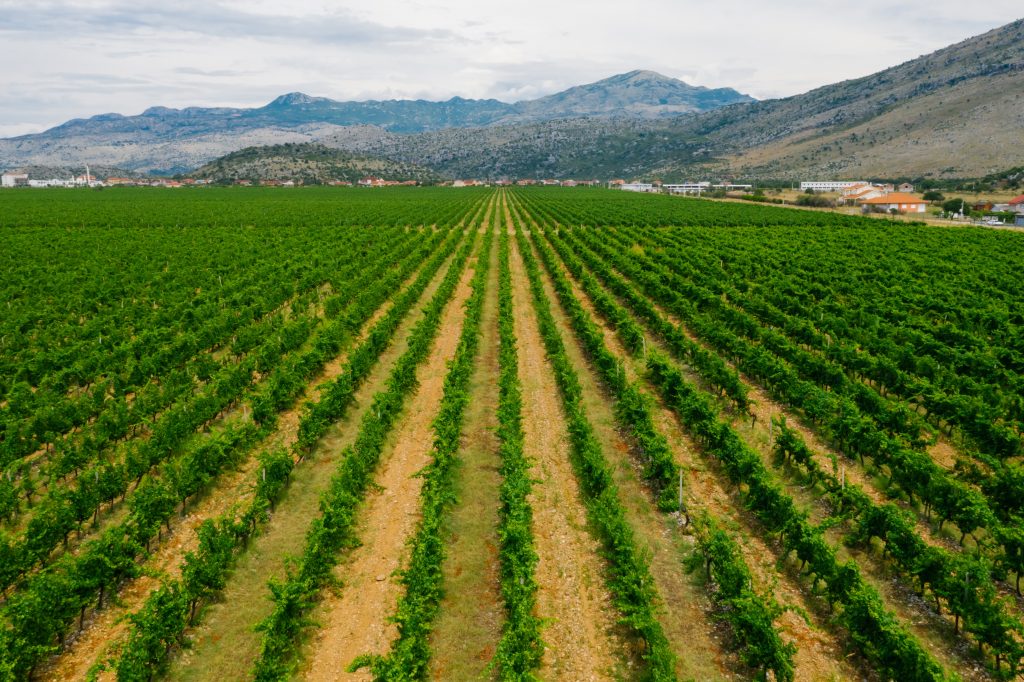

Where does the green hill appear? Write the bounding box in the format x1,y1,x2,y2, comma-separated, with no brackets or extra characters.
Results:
191,143,440,184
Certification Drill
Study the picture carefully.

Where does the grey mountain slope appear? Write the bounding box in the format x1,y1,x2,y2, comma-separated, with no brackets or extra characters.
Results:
5,18,1023,179
338,17,1024,180
0,70,752,173
506,70,753,121
651,18,1024,177
666,18,1024,148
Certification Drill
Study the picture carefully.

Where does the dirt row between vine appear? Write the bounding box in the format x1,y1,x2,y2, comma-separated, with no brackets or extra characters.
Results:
508,229,626,680
517,226,741,680
164,235,472,682
554,226,993,680
299,211,490,681
39,239,442,682
427,223,504,681
511,215,862,682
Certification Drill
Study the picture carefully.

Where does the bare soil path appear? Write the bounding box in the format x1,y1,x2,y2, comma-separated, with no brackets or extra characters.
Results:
519,220,862,682
558,227,990,680
520,230,736,680
507,232,625,681
427,227,504,681
299,236,481,681
165,241,464,682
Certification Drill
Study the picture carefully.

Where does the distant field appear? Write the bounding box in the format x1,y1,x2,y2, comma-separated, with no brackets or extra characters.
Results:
2,186,1024,681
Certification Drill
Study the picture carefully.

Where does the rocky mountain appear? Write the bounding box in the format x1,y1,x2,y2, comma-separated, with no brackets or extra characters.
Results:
506,70,754,121
0,71,751,174
661,17,1024,178
191,143,438,184
342,18,1023,181
316,118,689,180
4,18,1022,180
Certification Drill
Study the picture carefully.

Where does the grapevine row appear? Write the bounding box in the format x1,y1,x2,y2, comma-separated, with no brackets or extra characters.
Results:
512,221,677,680
251,228,479,679
353,223,494,679
516,205,796,681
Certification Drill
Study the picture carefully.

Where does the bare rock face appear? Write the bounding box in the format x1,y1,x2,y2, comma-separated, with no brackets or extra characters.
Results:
505,70,753,122
0,71,751,174
3,18,1023,179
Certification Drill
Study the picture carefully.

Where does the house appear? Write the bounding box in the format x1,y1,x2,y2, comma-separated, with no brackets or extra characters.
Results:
840,182,871,196
1,172,29,187
841,186,887,204
898,182,915,193
860,192,927,213
1008,194,1024,213
607,179,625,188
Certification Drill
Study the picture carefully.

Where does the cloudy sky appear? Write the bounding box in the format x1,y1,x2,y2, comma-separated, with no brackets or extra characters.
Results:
0,0,1020,137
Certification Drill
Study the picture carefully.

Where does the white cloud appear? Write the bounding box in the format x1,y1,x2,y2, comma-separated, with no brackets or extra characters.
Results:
0,0,1020,135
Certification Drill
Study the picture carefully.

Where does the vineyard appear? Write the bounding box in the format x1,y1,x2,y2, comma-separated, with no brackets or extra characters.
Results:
1,185,1024,681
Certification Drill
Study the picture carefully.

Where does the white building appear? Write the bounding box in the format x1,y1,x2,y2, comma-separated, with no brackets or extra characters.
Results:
665,182,753,195
664,182,711,195
800,181,863,193
621,183,656,193
1,173,28,188
28,179,72,188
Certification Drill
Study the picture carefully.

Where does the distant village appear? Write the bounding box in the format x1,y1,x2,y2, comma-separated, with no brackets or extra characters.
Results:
4,168,1023,228
0,169,214,189
794,180,1024,226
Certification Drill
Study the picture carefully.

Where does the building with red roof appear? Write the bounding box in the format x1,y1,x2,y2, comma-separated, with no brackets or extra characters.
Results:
861,192,928,214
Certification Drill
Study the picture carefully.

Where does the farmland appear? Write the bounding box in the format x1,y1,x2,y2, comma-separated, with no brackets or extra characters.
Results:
1,186,1024,681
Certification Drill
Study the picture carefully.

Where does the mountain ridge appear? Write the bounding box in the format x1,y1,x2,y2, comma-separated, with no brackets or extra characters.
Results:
6,70,751,138
0,70,752,173
3,18,1023,179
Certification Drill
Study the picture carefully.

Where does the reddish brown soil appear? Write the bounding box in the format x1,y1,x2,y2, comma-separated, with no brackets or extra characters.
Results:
39,257,433,681
508,232,625,681
301,212,489,680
